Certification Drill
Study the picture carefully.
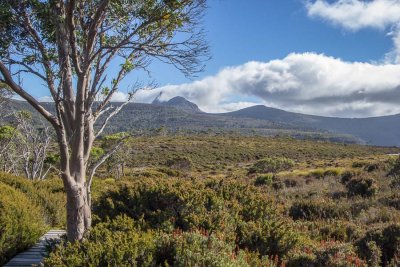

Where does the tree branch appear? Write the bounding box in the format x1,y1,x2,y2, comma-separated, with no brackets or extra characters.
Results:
0,61,59,129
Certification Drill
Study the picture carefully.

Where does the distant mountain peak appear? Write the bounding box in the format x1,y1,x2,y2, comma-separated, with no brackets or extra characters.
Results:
152,95,203,113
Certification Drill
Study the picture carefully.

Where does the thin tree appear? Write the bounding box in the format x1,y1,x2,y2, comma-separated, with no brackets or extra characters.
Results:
0,82,11,115
0,0,208,242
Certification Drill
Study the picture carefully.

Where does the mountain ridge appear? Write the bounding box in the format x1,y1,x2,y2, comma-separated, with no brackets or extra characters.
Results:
4,97,400,146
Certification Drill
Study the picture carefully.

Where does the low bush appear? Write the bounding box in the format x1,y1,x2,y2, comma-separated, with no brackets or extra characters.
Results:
284,178,302,188
165,156,193,171
0,173,66,226
340,170,355,184
364,163,380,173
93,177,299,259
254,174,274,186
287,242,366,267
381,194,400,210
319,221,362,242
356,224,400,266
346,177,378,198
43,216,157,267
0,183,47,265
248,157,294,174
44,216,279,267
289,199,349,221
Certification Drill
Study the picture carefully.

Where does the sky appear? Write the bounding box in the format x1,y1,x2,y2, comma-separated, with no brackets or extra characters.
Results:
36,0,400,118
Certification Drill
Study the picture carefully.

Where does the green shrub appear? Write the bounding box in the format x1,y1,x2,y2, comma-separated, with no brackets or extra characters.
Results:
94,177,299,258
44,216,278,267
346,177,377,198
236,218,299,258
381,194,400,210
248,157,294,174
356,224,400,266
0,183,47,265
165,156,193,171
254,174,274,186
43,216,156,267
289,199,349,221
340,170,354,184
319,221,362,242
287,242,365,267
156,230,271,267
352,161,366,168
0,173,66,226
364,163,380,173
284,178,302,188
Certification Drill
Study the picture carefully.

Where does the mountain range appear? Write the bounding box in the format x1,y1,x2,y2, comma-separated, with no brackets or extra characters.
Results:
4,96,400,147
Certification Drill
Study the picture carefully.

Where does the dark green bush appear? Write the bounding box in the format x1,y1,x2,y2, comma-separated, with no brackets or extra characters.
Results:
254,174,274,186
93,177,299,258
248,157,294,174
346,177,377,198
289,199,349,221
0,173,66,226
319,221,362,242
44,216,277,267
165,156,193,171
236,218,299,258
381,194,400,210
340,170,354,184
356,224,400,266
0,183,47,265
364,163,380,173
284,178,302,188
43,216,157,267
287,242,365,267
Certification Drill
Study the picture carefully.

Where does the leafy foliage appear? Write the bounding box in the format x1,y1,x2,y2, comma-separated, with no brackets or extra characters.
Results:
346,177,378,198
0,182,47,265
248,157,294,174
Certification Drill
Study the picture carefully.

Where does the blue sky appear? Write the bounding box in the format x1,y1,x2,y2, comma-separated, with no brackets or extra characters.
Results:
32,1,400,117
148,0,392,85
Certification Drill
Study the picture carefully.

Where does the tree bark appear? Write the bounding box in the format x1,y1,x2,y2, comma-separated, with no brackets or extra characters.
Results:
65,178,92,242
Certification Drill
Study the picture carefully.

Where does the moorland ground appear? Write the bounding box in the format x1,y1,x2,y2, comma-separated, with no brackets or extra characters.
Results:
1,135,400,266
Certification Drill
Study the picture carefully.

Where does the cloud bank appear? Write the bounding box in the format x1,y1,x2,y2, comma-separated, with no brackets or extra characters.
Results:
306,0,400,63
134,53,400,118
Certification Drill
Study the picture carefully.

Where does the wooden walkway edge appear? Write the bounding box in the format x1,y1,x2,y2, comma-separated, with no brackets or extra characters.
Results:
4,230,65,267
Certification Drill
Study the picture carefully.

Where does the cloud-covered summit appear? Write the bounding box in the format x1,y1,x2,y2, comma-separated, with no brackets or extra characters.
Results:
134,53,400,118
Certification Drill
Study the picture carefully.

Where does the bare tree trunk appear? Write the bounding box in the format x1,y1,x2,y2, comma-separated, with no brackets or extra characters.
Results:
65,176,91,242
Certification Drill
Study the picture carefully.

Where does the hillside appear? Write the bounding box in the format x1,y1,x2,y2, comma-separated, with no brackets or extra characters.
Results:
223,105,400,146
3,100,361,144
4,97,399,146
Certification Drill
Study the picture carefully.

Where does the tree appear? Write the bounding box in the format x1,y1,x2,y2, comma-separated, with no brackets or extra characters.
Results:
16,111,53,180
0,0,208,242
0,112,52,180
0,82,12,116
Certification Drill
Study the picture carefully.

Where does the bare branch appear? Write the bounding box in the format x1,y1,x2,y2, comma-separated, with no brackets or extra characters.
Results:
0,61,59,128
87,136,128,188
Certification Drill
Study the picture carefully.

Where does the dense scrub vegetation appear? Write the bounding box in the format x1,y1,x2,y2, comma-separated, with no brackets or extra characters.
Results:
1,135,400,266
0,181,47,265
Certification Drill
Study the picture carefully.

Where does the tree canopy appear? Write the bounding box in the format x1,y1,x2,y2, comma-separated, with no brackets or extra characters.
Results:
0,0,208,242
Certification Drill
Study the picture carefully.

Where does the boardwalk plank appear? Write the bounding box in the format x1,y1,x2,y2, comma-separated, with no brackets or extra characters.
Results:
4,230,65,267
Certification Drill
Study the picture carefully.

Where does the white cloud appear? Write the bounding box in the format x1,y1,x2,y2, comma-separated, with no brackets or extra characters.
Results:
306,0,400,30
38,96,54,102
110,91,129,102
306,0,400,63
135,53,400,117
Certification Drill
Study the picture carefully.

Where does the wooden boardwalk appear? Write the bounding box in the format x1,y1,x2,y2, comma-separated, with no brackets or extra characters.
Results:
4,230,65,267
